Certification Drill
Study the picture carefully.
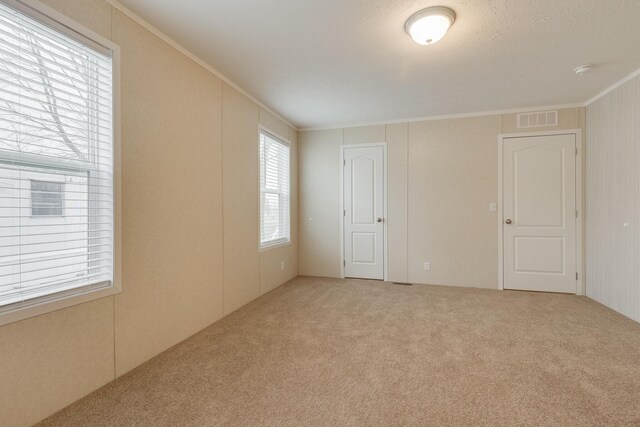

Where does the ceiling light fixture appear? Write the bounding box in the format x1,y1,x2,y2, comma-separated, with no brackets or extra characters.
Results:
574,65,593,76
405,6,455,45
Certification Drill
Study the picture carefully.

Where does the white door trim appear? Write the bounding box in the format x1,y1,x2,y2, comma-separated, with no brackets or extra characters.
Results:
498,129,583,295
340,142,388,281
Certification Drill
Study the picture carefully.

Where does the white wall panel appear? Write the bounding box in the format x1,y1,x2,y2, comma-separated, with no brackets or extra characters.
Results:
586,75,640,322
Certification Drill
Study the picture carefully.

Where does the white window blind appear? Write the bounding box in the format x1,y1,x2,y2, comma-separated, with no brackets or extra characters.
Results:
259,130,290,248
0,0,114,310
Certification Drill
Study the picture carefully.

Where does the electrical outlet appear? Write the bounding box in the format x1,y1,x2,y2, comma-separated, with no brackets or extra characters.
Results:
424,261,431,271
280,261,285,271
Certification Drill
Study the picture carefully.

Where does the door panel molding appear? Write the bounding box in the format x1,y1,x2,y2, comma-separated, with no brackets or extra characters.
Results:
340,143,388,281
498,129,583,295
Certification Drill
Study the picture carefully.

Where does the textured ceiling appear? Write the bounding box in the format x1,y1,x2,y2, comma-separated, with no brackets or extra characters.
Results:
116,0,640,129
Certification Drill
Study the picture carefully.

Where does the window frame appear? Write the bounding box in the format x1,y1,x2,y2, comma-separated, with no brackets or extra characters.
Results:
258,126,291,252
0,0,121,326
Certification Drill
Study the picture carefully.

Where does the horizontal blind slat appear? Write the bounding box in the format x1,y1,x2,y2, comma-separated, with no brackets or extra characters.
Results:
0,7,113,62
0,85,114,126
8,269,112,294
0,23,113,77
0,33,113,83
0,187,113,199
0,57,113,101
0,220,111,229
0,104,114,137
0,169,113,183
0,256,113,279
0,213,113,219
0,243,112,259
0,249,111,268
0,66,112,108
0,195,113,205
0,233,112,248
0,227,111,239
0,132,114,162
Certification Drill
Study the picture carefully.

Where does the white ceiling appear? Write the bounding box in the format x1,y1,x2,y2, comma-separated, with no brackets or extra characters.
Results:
116,0,640,129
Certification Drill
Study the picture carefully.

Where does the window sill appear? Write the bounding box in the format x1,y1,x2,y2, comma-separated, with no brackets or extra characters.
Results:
0,282,120,326
259,240,291,253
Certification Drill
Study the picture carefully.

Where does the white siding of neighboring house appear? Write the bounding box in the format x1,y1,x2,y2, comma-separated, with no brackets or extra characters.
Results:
0,165,89,305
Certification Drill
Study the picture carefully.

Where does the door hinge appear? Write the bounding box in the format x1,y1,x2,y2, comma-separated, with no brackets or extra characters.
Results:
575,147,578,156
343,159,346,166
343,210,346,216
576,209,578,218
343,260,346,267
576,272,578,280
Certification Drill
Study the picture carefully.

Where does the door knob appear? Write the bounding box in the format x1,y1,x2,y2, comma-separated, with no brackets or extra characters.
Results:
505,219,512,224
377,218,384,223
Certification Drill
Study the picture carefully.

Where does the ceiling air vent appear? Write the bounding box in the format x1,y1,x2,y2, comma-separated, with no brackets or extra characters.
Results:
517,110,558,128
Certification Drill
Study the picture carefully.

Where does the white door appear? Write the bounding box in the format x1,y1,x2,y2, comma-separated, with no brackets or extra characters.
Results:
503,134,577,293
343,146,385,280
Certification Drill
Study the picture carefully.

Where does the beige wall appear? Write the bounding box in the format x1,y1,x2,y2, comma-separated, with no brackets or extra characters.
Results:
298,129,343,277
0,1,297,426
586,75,640,323
298,108,584,288
112,6,225,375
407,116,501,287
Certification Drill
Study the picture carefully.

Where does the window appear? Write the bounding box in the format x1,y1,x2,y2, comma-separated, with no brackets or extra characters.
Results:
259,129,290,249
31,180,64,216
0,0,118,317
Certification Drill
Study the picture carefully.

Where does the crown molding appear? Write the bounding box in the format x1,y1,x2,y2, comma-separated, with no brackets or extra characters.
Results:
103,0,297,130
300,66,640,131
299,103,586,132
584,67,640,106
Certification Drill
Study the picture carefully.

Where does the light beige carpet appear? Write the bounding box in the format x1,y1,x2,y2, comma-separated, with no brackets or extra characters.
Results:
39,276,640,426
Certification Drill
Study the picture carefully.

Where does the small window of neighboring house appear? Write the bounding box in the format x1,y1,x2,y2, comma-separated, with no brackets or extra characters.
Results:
31,180,64,216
